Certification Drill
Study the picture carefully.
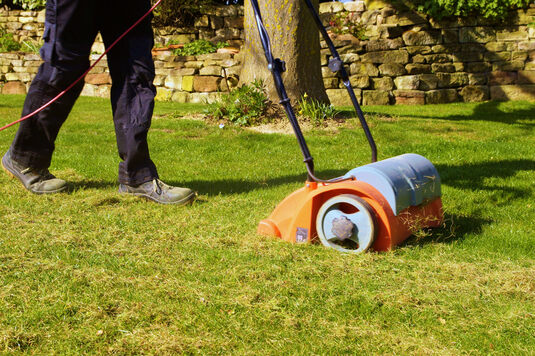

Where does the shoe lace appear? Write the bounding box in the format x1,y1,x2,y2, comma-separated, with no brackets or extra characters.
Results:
152,179,167,195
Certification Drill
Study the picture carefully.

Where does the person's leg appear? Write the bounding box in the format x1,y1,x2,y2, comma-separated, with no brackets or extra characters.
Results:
100,0,157,186
100,0,195,204
9,0,98,169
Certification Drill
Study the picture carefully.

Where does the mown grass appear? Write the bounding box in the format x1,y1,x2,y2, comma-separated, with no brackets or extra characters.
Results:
0,95,534,354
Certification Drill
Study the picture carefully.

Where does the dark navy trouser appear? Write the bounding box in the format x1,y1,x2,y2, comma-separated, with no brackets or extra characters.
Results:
10,0,158,186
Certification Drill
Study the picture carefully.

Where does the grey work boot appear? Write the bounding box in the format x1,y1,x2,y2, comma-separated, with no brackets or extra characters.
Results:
1,150,67,194
118,178,196,205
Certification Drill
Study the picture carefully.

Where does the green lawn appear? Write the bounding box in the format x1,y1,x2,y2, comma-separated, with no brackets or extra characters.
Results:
0,95,534,354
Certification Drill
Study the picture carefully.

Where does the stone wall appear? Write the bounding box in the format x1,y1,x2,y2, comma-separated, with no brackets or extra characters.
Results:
1,2,535,104
319,1,535,105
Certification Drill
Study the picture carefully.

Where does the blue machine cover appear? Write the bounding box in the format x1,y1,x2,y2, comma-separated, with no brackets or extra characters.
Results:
345,154,441,216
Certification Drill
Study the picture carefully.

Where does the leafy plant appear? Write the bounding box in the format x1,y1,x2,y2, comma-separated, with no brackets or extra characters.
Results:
297,93,339,127
209,80,269,126
152,0,215,27
406,0,532,20
174,39,228,56
329,12,367,40
21,39,41,53
0,27,22,52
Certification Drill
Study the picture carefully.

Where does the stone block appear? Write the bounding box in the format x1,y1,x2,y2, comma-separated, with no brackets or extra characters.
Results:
319,1,345,13
193,76,221,92
484,51,511,62
394,75,420,90
437,73,469,88
323,78,339,89
85,73,111,85
155,87,173,102
199,66,222,76
432,63,456,73
460,85,489,102
171,92,189,103
465,62,492,73
371,77,394,90
485,42,508,52
518,71,535,84
497,29,529,42
350,62,379,76
402,30,442,46
490,85,535,101
418,74,439,90
184,61,203,69
406,46,432,55
488,71,517,85
385,12,427,26
492,61,525,72
406,64,431,74
518,41,535,51
182,76,194,92
469,73,488,85
348,75,370,88
220,58,240,68
426,89,458,104
424,54,453,63
344,1,366,12
363,90,390,105
361,50,409,64
196,53,231,61
327,89,362,106
366,38,403,52
1,81,26,94
177,67,197,76
224,16,244,29
394,90,425,105
378,63,406,76
512,51,528,62
459,27,496,43
164,74,182,90
340,53,360,64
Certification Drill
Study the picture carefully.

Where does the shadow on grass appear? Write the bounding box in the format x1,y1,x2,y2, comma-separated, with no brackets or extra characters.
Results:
364,101,535,128
437,159,535,204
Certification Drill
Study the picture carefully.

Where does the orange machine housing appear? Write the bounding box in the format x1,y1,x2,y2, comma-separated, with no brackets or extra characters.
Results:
258,180,443,252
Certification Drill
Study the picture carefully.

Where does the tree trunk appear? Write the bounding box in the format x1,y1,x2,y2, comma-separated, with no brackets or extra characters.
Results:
240,0,329,104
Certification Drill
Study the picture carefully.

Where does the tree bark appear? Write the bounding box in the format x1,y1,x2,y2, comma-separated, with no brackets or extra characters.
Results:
240,0,329,104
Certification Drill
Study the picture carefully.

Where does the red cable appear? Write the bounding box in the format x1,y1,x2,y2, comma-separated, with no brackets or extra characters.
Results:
0,0,163,132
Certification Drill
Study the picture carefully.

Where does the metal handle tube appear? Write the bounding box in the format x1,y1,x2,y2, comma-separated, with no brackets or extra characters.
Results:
250,0,317,181
302,0,378,163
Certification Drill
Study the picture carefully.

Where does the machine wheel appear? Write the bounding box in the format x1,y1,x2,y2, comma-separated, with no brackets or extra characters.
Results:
316,194,377,254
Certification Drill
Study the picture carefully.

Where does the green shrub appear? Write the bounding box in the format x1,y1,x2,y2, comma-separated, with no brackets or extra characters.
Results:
329,12,367,40
152,0,215,27
0,27,22,52
0,0,45,10
297,93,339,127
209,80,269,126
404,0,531,20
174,39,228,56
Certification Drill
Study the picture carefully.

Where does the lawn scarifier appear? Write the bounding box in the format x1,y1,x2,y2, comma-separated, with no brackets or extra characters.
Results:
252,0,444,253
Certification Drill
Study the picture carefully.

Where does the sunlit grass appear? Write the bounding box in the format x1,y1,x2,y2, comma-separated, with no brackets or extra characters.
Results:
0,95,534,354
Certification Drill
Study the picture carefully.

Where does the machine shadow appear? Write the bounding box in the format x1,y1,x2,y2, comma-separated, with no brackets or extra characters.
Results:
405,158,535,247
